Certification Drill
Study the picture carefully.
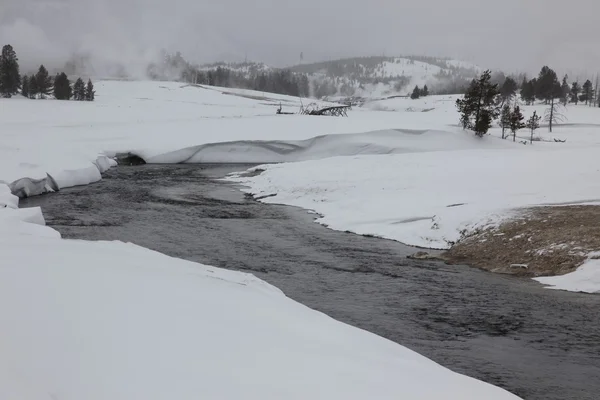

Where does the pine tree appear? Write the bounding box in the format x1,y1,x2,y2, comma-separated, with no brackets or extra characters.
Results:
35,65,52,99
560,75,570,106
421,85,429,97
535,66,558,104
21,75,29,98
28,74,38,99
509,105,525,142
520,78,536,105
499,104,511,139
582,80,593,105
570,82,580,104
85,79,95,101
526,111,541,143
73,78,85,101
457,80,476,129
53,72,72,100
455,70,500,137
0,44,21,98
500,77,517,105
410,85,420,99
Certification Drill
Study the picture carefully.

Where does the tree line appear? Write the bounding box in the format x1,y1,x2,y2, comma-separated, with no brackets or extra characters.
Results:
456,69,557,139
148,52,310,97
519,68,599,107
0,44,95,101
410,85,429,99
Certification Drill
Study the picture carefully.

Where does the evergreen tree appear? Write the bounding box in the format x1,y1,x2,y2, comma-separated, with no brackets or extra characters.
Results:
28,74,38,99
85,79,95,101
509,105,525,142
457,80,476,129
0,44,21,98
21,75,29,98
73,78,85,101
455,70,500,137
526,110,541,143
582,80,593,105
535,66,558,104
560,75,570,106
520,78,536,105
35,65,52,99
53,72,72,100
570,82,580,104
421,85,429,96
410,85,421,99
500,77,517,105
499,104,511,139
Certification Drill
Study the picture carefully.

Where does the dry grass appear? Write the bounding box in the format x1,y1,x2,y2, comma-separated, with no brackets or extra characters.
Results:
444,205,600,277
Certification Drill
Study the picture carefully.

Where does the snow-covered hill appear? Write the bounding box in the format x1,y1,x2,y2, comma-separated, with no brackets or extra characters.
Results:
289,56,482,99
192,56,481,100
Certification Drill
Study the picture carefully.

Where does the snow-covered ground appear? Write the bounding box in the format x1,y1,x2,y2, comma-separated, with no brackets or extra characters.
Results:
0,207,523,400
227,97,600,294
535,256,600,293
0,81,524,398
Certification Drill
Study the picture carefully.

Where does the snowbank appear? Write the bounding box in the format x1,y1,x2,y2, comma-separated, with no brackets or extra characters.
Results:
0,80,455,195
535,257,600,294
228,143,600,249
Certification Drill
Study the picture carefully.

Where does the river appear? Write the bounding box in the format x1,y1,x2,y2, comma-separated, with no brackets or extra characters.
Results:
20,164,600,400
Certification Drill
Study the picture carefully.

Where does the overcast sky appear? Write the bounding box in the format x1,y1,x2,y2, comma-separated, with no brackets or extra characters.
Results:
1,0,599,77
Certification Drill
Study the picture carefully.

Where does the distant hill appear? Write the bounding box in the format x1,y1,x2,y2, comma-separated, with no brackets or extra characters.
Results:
287,56,482,99
60,51,484,100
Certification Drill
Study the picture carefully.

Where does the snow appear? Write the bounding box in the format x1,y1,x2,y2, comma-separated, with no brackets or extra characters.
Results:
445,59,482,72
224,97,600,293
0,81,524,398
228,143,600,249
0,217,522,400
535,258,600,294
376,59,443,82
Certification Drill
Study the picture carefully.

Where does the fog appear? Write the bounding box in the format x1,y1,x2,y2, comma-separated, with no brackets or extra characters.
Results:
2,0,599,76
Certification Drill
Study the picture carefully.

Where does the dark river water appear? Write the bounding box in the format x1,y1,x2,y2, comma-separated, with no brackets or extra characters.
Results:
20,164,600,400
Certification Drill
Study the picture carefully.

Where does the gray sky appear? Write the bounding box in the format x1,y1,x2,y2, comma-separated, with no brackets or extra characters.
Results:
1,0,599,77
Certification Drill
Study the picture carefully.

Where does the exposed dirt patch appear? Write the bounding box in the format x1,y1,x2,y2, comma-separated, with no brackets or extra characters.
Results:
236,168,265,178
444,205,600,277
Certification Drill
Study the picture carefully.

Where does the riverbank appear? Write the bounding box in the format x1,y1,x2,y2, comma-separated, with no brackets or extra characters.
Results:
443,205,600,293
19,164,600,400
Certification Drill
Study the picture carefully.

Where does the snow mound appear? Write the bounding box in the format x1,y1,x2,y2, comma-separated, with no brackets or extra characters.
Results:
147,129,509,164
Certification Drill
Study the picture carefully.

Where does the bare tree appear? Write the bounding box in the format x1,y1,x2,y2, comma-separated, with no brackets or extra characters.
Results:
499,104,511,139
544,97,566,133
526,111,541,143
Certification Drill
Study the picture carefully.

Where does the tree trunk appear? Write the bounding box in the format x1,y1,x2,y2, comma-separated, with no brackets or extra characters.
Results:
475,89,483,136
549,97,554,133
530,128,534,144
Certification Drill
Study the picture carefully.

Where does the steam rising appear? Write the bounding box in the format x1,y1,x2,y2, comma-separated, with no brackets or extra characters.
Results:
2,0,599,77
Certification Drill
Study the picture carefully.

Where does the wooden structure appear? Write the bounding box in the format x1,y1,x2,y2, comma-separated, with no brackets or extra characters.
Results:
300,103,350,117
